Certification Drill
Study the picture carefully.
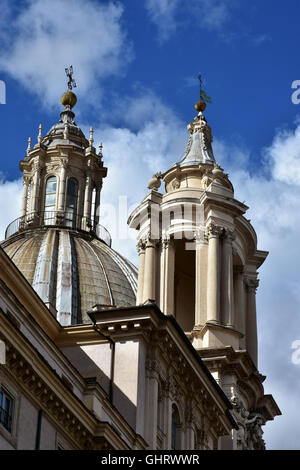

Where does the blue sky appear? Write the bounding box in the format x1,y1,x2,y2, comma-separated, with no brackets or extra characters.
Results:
0,0,300,449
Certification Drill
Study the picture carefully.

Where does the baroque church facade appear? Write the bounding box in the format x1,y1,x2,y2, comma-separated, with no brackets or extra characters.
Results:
0,77,280,450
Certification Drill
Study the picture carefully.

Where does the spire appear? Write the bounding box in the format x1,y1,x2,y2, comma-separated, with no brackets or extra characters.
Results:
38,124,42,144
176,74,215,167
60,65,77,124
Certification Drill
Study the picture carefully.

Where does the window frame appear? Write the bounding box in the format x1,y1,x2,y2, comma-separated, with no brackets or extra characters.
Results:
0,386,14,434
43,175,58,224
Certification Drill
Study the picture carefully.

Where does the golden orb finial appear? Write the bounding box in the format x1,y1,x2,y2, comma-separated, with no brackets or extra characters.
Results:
195,100,206,112
61,90,77,109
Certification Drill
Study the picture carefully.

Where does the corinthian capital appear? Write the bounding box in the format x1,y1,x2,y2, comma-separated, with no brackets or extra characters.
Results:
61,158,68,169
223,228,236,243
245,278,259,292
136,238,146,254
23,176,31,186
206,223,223,239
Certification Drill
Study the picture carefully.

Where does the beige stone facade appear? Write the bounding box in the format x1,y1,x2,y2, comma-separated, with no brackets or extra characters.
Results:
0,82,280,450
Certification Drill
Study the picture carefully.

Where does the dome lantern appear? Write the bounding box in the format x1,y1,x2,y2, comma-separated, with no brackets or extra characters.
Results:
1,68,139,326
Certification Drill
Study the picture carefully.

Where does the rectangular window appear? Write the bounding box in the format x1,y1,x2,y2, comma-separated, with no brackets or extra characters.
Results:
0,388,14,433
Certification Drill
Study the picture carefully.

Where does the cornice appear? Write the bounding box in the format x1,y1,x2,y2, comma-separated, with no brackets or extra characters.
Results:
88,304,237,435
0,312,135,450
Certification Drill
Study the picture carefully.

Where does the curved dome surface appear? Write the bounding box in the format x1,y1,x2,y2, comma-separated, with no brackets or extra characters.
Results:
2,228,137,325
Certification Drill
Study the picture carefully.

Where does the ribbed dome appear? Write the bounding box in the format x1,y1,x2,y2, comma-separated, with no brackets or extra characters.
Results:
1,228,137,325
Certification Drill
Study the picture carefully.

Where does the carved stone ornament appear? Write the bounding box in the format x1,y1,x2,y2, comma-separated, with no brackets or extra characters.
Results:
244,278,259,292
147,172,162,190
201,172,212,189
172,178,180,190
61,158,68,169
206,223,224,239
230,389,265,450
47,163,60,172
23,176,31,186
136,238,146,254
223,227,236,242
161,231,172,249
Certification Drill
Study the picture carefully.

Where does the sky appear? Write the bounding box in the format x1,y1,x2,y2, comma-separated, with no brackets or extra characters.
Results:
0,0,300,449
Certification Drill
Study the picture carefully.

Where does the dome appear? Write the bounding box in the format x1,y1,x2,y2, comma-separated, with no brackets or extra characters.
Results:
1,228,137,325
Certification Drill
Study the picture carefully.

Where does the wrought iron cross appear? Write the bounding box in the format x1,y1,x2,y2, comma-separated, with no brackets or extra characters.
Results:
65,65,76,90
198,72,212,104
198,73,203,92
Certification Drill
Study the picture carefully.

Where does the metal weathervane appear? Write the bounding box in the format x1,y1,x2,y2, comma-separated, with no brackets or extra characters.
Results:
198,73,212,104
65,65,77,90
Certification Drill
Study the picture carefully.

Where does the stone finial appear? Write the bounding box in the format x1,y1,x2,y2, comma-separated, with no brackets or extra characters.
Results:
89,127,94,147
38,124,42,144
147,172,162,190
98,142,103,157
27,137,32,156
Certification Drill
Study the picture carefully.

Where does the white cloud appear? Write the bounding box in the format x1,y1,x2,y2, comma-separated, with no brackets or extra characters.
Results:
145,0,180,43
145,0,233,42
86,91,187,261
0,177,22,242
1,87,300,448
265,120,300,185
0,0,132,108
215,123,300,449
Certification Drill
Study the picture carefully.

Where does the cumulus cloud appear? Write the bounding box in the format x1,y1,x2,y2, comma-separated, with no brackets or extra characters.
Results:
0,0,132,108
1,86,300,447
94,103,300,447
214,122,300,449
145,0,234,42
0,177,22,242
145,0,180,43
86,91,187,261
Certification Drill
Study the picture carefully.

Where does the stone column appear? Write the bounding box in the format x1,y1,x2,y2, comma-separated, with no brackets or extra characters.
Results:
31,162,40,215
206,224,222,323
83,171,92,228
245,278,259,367
221,229,235,328
21,177,29,218
136,239,146,305
160,236,175,315
57,160,67,212
195,231,206,326
94,181,102,227
234,267,246,345
142,237,157,303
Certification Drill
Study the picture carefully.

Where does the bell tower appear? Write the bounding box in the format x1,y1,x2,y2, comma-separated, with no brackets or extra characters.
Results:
128,79,281,449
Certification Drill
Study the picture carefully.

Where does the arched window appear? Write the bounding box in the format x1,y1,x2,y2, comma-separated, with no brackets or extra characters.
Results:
65,178,78,227
171,405,181,450
44,176,57,225
91,186,96,228
26,182,31,217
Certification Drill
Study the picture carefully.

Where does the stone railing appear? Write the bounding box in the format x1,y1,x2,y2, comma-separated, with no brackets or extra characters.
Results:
5,211,112,247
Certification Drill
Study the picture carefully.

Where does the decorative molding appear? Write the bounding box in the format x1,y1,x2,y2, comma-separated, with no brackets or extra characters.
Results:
206,223,224,239
244,278,259,292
